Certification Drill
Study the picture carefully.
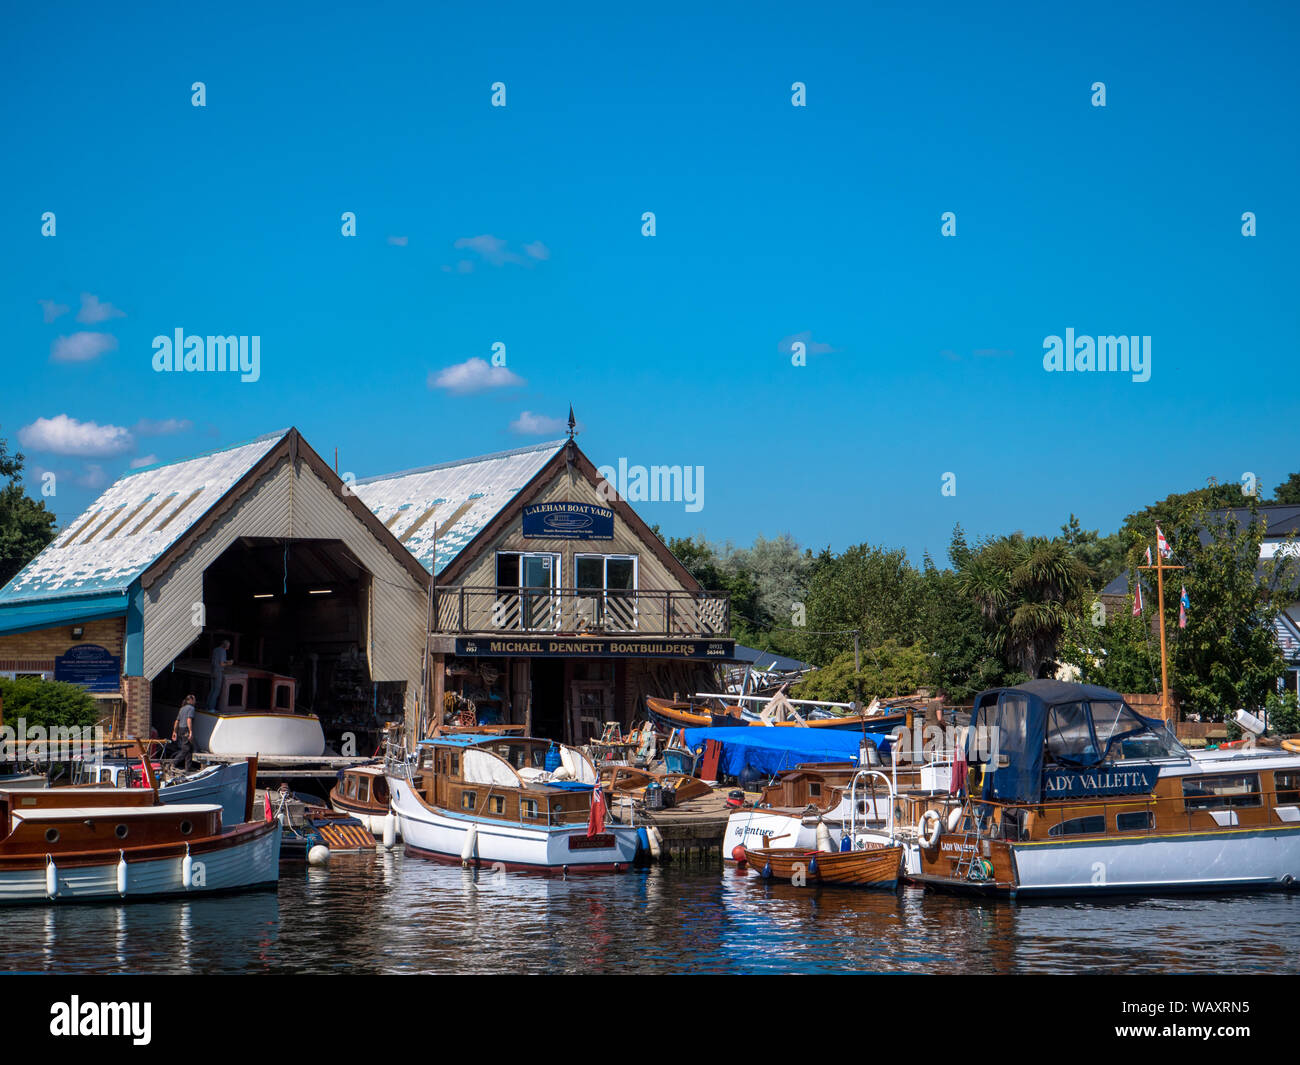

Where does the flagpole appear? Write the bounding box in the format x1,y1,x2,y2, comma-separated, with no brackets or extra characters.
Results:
1139,529,1183,723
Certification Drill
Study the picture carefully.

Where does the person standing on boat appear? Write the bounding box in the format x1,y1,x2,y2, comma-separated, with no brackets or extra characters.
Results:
206,639,231,711
171,695,198,771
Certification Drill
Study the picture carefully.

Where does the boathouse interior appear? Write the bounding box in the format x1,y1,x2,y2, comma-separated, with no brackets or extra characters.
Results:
150,537,407,746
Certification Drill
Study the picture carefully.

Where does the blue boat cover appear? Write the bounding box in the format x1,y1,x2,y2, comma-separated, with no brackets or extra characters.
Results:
681,726,893,778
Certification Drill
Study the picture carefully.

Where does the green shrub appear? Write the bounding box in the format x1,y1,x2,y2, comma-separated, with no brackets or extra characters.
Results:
1266,689,1300,736
0,677,99,732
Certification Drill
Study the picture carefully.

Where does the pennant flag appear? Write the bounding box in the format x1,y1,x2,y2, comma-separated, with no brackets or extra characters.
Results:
1133,581,1144,616
1179,585,1190,629
1156,525,1172,559
1144,545,1152,567
587,782,607,837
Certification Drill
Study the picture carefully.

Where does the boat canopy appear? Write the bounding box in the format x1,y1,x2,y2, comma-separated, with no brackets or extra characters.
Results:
682,726,894,778
965,679,1188,803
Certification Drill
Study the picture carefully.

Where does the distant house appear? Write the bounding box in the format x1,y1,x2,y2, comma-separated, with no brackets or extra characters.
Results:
1099,503,1300,695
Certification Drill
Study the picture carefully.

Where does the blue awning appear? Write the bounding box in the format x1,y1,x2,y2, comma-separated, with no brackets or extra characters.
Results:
0,593,129,636
681,726,893,778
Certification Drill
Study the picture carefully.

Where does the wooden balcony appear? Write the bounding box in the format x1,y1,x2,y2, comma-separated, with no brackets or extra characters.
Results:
432,586,730,638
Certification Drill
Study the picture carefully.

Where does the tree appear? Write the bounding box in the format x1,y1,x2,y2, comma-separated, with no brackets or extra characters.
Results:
0,677,99,731
800,542,922,665
957,532,1093,678
1060,514,1126,589
1273,473,1300,505
1057,603,1160,694
792,639,928,704
0,429,57,588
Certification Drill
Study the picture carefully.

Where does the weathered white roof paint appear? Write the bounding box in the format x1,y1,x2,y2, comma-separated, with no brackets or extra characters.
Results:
354,441,563,575
0,431,287,604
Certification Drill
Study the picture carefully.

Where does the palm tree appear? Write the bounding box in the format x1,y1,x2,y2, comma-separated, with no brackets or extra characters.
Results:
958,534,1093,678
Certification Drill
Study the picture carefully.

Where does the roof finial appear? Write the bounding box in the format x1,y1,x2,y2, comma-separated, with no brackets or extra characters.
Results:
566,406,576,440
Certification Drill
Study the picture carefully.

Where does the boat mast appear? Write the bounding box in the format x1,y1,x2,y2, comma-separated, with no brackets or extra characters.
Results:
1139,540,1183,721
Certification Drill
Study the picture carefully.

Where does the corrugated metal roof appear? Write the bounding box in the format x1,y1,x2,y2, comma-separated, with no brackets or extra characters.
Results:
354,441,563,575
0,430,287,604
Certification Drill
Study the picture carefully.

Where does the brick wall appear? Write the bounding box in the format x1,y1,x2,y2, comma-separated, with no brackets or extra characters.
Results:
0,618,126,675
122,675,151,738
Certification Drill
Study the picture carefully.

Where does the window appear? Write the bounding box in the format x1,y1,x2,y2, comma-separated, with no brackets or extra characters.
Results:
1116,810,1153,831
488,795,505,815
808,782,822,797
1276,772,1300,805
575,554,638,631
345,775,358,800
1047,702,1097,765
450,753,460,776
115,824,129,839
461,791,476,811
522,799,539,819
357,777,370,804
1047,815,1106,837
1182,773,1261,810
496,552,560,630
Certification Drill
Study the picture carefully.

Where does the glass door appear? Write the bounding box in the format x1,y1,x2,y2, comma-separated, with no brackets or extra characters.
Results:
521,553,558,630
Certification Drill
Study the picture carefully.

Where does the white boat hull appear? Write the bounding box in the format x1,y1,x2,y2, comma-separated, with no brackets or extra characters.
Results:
1012,825,1300,896
0,823,281,905
193,710,325,757
387,775,638,872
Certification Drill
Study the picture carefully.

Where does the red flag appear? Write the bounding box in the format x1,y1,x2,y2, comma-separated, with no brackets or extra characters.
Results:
264,792,273,822
1156,525,1172,559
1133,582,1143,616
587,784,606,837
949,747,968,795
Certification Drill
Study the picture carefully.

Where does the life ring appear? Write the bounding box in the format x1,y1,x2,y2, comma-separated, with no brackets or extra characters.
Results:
919,809,943,849
1283,739,1300,755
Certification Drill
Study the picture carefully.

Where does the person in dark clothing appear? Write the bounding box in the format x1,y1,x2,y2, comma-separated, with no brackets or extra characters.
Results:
172,694,197,772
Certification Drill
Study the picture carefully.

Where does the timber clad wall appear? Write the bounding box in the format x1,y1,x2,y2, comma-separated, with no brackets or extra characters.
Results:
0,618,125,669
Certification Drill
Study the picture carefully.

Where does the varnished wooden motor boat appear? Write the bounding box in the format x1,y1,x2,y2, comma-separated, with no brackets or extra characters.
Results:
741,841,903,889
329,763,394,836
600,764,713,804
386,735,640,873
0,785,280,905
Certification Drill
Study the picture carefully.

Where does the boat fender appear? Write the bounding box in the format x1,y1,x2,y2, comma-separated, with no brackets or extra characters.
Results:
117,851,128,895
808,857,819,878
730,844,747,864
46,856,57,899
461,823,477,866
382,811,396,851
946,807,964,833
761,861,773,879
637,827,651,856
182,844,193,890
919,810,943,850
308,845,330,867
840,834,852,852
815,820,834,854
648,826,663,861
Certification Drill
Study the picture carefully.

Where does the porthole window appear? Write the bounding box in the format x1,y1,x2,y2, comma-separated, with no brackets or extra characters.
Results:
179,821,193,836
45,828,59,843
115,824,129,839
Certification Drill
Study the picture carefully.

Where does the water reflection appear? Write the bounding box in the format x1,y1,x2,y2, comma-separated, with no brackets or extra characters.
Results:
2,850,1297,975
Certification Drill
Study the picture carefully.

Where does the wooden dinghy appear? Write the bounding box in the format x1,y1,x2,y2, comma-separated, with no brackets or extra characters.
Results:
741,842,903,889
600,765,713,804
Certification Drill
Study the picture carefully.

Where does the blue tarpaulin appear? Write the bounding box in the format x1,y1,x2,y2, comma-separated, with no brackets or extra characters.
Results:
681,726,893,779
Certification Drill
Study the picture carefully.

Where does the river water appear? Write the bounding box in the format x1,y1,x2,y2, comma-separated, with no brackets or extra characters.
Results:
5,849,1298,975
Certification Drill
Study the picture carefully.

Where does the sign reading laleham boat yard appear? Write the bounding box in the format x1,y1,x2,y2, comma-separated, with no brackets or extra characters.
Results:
521,502,614,540
455,637,733,659
1041,765,1161,798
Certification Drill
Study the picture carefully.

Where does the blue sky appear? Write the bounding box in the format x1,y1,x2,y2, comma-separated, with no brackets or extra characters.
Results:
3,0,1298,565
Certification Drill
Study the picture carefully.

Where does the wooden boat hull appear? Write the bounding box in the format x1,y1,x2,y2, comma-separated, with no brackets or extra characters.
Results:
645,697,713,730
0,819,280,905
741,843,903,888
387,774,638,873
193,709,325,757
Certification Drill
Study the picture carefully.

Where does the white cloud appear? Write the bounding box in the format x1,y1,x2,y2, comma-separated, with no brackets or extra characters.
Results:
129,454,160,469
76,293,126,324
523,241,550,261
75,464,108,490
134,418,193,436
777,330,839,357
18,415,134,457
51,332,118,363
454,234,518,266
428,357,525,395
387,235,409,246
510,410,568,435
39,299,69,323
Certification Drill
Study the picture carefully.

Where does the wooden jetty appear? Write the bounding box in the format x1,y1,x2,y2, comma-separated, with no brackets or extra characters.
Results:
632,788,745,864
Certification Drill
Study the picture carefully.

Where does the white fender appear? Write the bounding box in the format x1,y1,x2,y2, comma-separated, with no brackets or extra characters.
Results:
117,851,128,895
461,822,477,865
815,820,834,854
46,857,57,898
307,845,330,866
382,810,396,851
919,809,943,849
182,847,194,889
648,826,663,860
946,806,964,832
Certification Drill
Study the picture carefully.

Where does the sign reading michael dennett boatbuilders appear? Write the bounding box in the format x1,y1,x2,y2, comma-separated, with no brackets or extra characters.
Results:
521,502,614,540
455,637,734,659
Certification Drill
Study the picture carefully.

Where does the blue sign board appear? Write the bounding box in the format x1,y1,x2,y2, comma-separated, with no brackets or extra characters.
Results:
54,644,121,693
1041,764,1160,798
522,502,614,541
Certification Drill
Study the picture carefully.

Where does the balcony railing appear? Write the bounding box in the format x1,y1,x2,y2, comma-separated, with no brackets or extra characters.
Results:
433,586,730,638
